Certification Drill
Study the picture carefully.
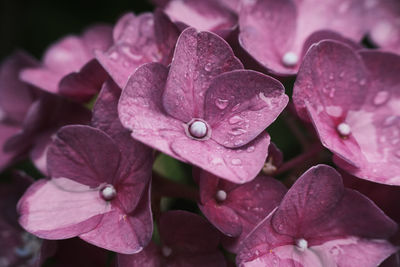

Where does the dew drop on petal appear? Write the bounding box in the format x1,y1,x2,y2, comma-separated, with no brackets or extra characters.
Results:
189,120,208,138
231,158,242,166
204,62,212,72
101,184,117,201
282,52,298,67
109,51,119,61
247,146,255,152
229,115,243,125
215,98,229,110
373,91,390,106
215,190,227,202
382,115,398,127
337,122,351,137
329,246,340,256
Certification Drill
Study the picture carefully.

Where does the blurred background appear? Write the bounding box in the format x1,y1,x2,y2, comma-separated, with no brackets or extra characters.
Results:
0,0,154,60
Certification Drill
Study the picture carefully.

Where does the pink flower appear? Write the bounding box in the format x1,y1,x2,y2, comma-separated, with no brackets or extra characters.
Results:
198,169,287,252
238,0,373,75
95,10,179,89
119,28,288,183
118,210,226,267
237,165,398,267
293,40,400,185
17,124,153,254
20,25,113,101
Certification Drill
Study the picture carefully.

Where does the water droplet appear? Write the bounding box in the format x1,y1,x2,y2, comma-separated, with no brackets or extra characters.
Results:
229,128,246,136
231,158,242,165
330,246,340,256
329,73,334,80
229,115,243,125
295,238,308,251
382,116,398,127
359,79,366,86
339,71,345,78
162,246,172,257
373,91,390,106
232,103,241,111
109,51,119,60
337,122,351,137
211,157,224,165
234,139,244,146
204,62,212,72
246,146,255,152
123,61,131,67
215,98,229,110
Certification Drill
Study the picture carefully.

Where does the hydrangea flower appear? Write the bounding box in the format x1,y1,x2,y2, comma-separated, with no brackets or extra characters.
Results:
17,124,153,254
0,51,39,171
20,25,113,101
238,0,374,75
237,165,398,267
293,40,400,185
367,0,400,55
197,169,287,252
95,10,179,89
118,210,226,267
163,0,237,37
119,28,288,183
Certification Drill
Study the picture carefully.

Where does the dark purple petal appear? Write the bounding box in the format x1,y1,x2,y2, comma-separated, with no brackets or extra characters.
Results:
205,70,288,148
47,125,121,186
162,27,243,122
80,183,153,254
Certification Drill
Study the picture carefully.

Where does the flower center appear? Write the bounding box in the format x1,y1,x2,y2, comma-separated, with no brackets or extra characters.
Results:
101,184,116,201
295,238,308,250
189,120,208,138
162,246,172,257
337,122,351,137
215,190,227,202
282,52,298,67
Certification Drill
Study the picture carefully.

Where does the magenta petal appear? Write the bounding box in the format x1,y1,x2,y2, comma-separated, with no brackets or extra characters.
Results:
58,59,107,101
118,242,161,267
239,0,297,75
199,171,287,238
271,165,397,241
18,178,111,239
80,182,153,254
20,68,61,94
81,24,113,53
293,40,368,121
164,0,237,37
96,12,178,89
47,125,121,186
159,210,220,253
205,70,288,148
119,63,186,161
171,133,270,184
0,51,37,123
162,27,243,122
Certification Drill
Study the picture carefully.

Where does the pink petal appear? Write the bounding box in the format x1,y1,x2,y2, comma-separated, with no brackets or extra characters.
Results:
81,24,113,53
162,27,242,122
47,125,121,187
171,132,270,184
118,242,161,267
58,59,107,101
96,12,178,89
79,184,153,253
205,70,288,148
18,178,111,239
239,0,297,75
0,51,37,123
159,210,220,253
293,40,368,121
164,0,237,37
119,63,186,161
20,68,62,94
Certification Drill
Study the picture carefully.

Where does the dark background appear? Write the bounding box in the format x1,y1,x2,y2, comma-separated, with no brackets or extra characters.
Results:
0,0,154,60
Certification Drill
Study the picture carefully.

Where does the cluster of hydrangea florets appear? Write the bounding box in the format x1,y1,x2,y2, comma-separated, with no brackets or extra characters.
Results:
1,0,400,266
